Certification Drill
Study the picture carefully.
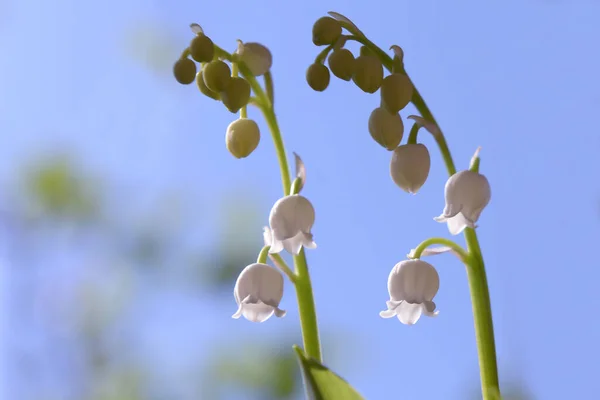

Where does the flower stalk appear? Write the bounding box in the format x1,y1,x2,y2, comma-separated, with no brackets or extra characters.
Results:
343,25,499,399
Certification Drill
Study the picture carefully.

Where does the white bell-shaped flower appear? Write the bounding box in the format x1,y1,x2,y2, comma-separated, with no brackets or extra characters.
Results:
232,263,286,323
434,170,491,235
268,194,317,255
390,143,431,194
380,259,440,325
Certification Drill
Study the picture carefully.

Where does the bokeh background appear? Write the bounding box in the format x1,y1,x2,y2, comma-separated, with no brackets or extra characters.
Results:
1,0,599,399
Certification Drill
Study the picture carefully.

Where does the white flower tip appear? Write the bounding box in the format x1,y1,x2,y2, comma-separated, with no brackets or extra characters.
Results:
190,23,203,34
407,115,442,138
293,152,306,192
235,39,245,55
262,226,272,246
274,308,286,318
433,215,447,223
389,45,404,61
472,146,482,160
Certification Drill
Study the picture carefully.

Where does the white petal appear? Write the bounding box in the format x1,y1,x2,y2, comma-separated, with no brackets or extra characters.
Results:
397,302,423,325
380,299,401,318
423,301,439,317
263,226,272,247
241,302,275,323
232,304,243,319
433,214,448,223
407,115,442,138
281,232,307,255
273,307,287,318
269,238,284,254
302,232,317,249
447,213,469,235
379,309,397,318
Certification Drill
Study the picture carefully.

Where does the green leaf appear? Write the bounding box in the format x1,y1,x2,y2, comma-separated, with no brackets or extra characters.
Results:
293,346,365,400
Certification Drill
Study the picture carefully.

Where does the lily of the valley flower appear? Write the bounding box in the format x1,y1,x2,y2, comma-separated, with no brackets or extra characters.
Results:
434,170,491,235
380,259,440,325
390,143,431,194
232,263,286,323
268,194,317,255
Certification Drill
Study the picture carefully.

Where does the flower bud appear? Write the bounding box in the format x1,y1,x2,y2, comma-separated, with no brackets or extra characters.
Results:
173,58,197,85
190,34,214,63
235,41,273,76
306,63,330,92
221,77,251,113
312,16,342,46
225,118,260,159
380,259,440,325
232,263,286,323
203,60,231,93
368,107,404,150
352,54,383,93
268,194,317,255
196,70,220,100
390,144,431,194
434,170,491,235
327,48,355,81
381,73,413,114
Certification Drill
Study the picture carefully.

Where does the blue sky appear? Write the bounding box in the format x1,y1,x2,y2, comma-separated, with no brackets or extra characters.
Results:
2,0,600,399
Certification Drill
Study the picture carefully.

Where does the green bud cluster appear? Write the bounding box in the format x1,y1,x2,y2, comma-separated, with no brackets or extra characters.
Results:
173,26,268,159
307,15,417,152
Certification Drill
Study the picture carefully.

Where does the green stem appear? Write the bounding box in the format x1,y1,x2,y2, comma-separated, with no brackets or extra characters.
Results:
464,228,499,397
257,245,270,264
269,253,297,283
411,237,468,263
262,103,322,361
344,32,499,398
407,122,420,145
216,41,321,361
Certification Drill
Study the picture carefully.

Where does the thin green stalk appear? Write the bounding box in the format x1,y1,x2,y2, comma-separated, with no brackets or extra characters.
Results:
411,237,469,263
344,32,499,398
262,105,322,362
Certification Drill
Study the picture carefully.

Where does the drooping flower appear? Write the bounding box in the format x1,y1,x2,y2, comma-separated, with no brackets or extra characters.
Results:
434,170,491,235
232,263,286,323
235,41,273,77
268,194,317,255
390,143,431,194
380,259,440,325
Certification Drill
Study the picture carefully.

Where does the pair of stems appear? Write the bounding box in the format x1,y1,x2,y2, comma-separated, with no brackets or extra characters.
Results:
215,32,498,398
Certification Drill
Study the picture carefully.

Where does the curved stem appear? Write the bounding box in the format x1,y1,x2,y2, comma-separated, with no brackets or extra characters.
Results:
257,245,270,264
344,32,499,398
407,122,420,145
269,253,297,283
262,104,322,361
411,237,469,263
217,41,321,361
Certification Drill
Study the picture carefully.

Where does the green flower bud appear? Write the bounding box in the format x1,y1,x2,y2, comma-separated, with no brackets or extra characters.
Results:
190,34,214,63
236,41,272,76
381,73,414,113
173,58,197,85
328,48,355,81
312,16,342,46
390,144,431,194
368,107,404,150
226,118,260,159
203,60,232,93
352,55,383,93
221,77,251,113
306,63,330,92
196,70,220,100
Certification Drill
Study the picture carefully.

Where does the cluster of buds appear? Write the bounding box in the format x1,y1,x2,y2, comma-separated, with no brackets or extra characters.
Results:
307,16,431,195
173,24,274,159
